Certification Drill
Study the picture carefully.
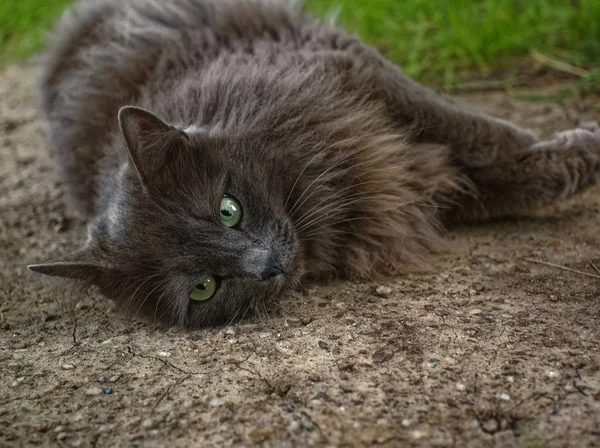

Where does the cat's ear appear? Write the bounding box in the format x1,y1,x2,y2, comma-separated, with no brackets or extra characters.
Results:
28,248,108,284
118,106,189,186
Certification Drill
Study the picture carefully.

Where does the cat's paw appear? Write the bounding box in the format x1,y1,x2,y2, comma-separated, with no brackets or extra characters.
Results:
577,121,600,134
531,122,600,153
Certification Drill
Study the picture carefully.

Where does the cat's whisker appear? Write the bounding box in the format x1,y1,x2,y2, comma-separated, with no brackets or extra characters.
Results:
290,146,399,220
413,202,452,209
122,274,160,318
153,288,169,328
296,195,397,235
283,140,336,210
296,198,378,235
297,194,442,235
298,216,381,238
239,302,252,325
133,280,168,321
299,229,365,242
288,152,356,217
222,303,243,330
253,300,264,323
294,186,396,229
287,132,382,216
293,180,392,227
262,301,271,322
288,123,446,220
288,146,367,218
288,124,447,221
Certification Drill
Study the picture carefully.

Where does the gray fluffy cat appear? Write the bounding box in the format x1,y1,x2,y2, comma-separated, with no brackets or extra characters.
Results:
30,0,600,328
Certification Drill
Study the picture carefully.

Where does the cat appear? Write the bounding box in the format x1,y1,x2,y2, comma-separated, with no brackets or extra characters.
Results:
29,0,600,328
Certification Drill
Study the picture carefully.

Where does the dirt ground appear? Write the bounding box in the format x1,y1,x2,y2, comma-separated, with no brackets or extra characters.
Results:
1,62,599,448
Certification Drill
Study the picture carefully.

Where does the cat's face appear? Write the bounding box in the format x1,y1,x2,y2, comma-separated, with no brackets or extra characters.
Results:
29,107,303,327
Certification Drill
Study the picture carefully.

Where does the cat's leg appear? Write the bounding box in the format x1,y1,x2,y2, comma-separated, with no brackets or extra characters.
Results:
341,45,599,221
445,123,600,223
350,50,540,160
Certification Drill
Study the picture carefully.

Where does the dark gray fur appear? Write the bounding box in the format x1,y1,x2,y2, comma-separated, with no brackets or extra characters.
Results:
30,0,600,328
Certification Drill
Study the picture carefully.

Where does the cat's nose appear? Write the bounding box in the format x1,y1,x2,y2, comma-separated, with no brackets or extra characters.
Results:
241,247,284,280
261,254,283,280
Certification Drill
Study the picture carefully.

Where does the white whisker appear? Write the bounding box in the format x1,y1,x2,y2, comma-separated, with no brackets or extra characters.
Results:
123,274,160,317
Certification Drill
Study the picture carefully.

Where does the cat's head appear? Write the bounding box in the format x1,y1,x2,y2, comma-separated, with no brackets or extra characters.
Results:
29,106,303,328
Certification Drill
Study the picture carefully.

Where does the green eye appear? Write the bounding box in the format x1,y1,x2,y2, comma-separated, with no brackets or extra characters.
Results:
190,275,217,302
220,195,242,227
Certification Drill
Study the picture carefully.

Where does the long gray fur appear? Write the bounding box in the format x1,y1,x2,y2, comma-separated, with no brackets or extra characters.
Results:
30,0,600,328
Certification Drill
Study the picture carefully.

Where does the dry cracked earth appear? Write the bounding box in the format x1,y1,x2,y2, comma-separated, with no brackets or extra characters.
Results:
1,63,599,447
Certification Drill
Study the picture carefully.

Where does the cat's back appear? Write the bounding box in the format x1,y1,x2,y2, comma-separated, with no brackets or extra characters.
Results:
41,0,313,118
40,0,323,216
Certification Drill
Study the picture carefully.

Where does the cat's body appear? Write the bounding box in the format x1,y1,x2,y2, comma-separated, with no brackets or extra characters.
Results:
31,0,600,327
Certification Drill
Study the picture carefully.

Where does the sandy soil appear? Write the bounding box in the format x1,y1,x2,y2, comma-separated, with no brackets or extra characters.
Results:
1,63,599,448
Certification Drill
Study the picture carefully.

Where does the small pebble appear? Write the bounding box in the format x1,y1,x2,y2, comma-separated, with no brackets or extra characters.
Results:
57,432,68,441
209,397,225,407
482,419,499,433
104,388,113,395
495,392,511,401
141,419,154,429
410,430,429,440
285,317,301,327
158,352,171,358
85,387,104,396
469,308,483,315
318,341,330,351
545,370,560,379
401,419,411,427
456,382,466,391
224,328,235,336
287,421,300,432
375,285,392,297
61,364,75,370
54,426,65,433
99,375,109,383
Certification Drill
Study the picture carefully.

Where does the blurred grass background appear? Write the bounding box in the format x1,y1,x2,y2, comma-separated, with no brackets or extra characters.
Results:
1,0,598,87
0,0,73,66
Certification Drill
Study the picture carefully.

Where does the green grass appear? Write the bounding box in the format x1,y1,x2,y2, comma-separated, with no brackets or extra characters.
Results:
307,0,600,85
0,0,73,65
1,0,599,87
